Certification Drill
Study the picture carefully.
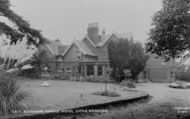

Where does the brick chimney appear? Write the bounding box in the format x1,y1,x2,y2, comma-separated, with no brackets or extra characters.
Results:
87,23,100,45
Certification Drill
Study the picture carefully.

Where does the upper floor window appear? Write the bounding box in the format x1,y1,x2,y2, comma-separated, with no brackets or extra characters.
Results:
77,55,81,60
77,50,81,60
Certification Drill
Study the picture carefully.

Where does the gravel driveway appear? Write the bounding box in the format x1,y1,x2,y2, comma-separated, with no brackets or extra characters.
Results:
136,83,190,105
77,82,190,119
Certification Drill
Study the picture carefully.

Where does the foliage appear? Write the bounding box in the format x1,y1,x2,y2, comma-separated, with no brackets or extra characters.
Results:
0,0,48,115
54,74,70,80
0,37,34,114
18,68,42,79
0,72,27,114
24,50,49,78
0,0,46,44
176,71,190,82
108,38,149,81
120,80,136,88
146,0,190,61
104,67,113,92
169,81,190,89
0,34,38,69
71,76,115,83
93,91,120,97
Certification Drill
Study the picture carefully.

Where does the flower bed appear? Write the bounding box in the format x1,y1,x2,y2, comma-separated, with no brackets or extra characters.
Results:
169,81,190,89
93,91,121,97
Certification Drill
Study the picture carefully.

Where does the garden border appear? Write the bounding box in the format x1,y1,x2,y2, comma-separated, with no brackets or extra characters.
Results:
9,93,149,119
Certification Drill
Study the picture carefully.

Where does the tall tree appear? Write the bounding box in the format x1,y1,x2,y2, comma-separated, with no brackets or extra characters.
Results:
108,38,149,81
0,0,45,45
146,0,190,61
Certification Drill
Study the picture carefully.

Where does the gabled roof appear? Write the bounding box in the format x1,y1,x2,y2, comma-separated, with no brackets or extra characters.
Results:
96,34,114,47
62,40,96,57
145,54,181,70
61,32,133,58
84,32,133,48
82,36,97,47
45,40,68,56
74,40,96,56
56,45,68,56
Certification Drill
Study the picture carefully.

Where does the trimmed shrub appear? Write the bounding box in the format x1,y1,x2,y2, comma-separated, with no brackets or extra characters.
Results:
176,65,190,82
93,91,120,97
18,68,42,79
120,80,136,88
176,71,190,82
54,73,70,80
83,76,115,83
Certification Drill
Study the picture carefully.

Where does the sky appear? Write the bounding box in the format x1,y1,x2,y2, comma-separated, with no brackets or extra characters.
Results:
10,0,162,45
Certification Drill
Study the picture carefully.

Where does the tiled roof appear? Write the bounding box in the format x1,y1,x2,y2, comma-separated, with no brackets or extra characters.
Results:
57,45,68,56
145,54,169,70
145,54,180,70
74,40,96,56
45,40,68,56
96,34,112,47
96,32,133,47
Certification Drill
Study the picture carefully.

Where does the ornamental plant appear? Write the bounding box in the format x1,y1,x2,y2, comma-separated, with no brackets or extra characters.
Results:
0,34,38,114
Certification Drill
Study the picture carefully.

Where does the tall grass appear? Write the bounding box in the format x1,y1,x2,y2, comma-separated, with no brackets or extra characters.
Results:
0,71,27,115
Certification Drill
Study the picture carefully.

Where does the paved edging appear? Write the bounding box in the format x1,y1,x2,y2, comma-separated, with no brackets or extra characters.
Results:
70,93,149,111
11,93,149,119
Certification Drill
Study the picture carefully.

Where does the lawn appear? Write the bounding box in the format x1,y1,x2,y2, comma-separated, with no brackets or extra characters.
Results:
18,78,148,111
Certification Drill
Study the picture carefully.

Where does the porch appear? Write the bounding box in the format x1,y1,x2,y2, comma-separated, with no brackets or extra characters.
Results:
55,62,109,78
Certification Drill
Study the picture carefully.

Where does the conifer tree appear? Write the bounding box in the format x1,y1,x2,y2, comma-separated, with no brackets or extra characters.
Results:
0,0,45,45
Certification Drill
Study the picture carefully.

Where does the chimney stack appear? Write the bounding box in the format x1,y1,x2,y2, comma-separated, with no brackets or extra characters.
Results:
87,23,100,45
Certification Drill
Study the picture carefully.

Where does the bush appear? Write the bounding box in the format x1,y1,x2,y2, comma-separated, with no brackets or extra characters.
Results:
93,91,120,97
176,71,190,82
54,74,70,80
120,80,136,88
169,81,190,89
18,68,42,79
84,76,115,83
0,73,27,114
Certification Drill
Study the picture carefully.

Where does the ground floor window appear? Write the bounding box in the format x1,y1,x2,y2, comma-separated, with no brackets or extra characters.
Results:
78,65,82,74
143,71,149,79
0,59,3,64
87,65,94,76
66,67,71,73
98,65,103,76
57,67,64,72
57,63,63,72
170,71,174,78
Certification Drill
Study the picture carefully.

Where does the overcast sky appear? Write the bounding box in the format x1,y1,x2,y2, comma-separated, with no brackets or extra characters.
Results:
10,0,162,45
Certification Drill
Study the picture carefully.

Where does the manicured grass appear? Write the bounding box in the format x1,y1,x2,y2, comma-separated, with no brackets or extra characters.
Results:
17,78,147,111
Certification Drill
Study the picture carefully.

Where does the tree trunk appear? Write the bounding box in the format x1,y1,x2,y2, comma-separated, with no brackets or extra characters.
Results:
169,58,176,82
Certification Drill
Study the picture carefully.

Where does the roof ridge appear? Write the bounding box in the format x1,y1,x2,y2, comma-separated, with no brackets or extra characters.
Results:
62,40,96,57
82,35,97,47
